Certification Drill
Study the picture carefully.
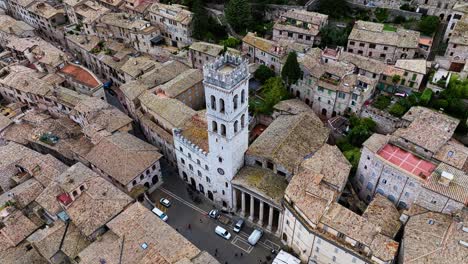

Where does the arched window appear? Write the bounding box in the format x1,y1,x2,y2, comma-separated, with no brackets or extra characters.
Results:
210,95,216,110
241,89,245,104
221,124,226,136
212,121,218,133
234,120,238,133
241,114,245,128
219,98,225,113
233,94,238,110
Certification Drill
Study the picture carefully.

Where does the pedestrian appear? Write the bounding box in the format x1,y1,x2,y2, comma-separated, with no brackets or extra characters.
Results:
176,228,179,232
240,252,243,257
188,224,191,229
234,253,237,257
199,218,203,223
215,248,218,253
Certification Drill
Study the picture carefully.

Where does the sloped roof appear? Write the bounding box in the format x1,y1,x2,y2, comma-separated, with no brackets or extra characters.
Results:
247,112,329,173
85,132,162,185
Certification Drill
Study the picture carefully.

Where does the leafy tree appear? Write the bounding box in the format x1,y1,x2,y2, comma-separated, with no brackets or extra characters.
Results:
389,102,407,117
318,0,348,18
191,0,208,40
393,15,406,24
343,148,361,174
400,3,416,12
281,52,301,86
372,95,391,110
420,88,433,106
319,25,352,48
375,8,389,22
432,99,448,110
254,65,275,84
418,16,439,36
219,37,241,48
391,74,401,92
225,0,251,33
249,77,289,115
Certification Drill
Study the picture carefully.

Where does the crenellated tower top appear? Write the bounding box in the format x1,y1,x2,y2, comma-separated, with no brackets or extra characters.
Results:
203,53,249,90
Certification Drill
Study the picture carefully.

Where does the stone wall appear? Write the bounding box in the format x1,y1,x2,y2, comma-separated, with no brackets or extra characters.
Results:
360,106,403,134
346,2,423,20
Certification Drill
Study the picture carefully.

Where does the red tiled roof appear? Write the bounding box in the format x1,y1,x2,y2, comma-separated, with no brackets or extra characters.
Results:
60,64,100,88
378,144,436,180
57,192,73,206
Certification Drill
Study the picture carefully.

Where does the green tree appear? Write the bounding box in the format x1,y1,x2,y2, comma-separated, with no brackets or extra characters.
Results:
389,102,407,117
225,0,251,33
372,95,391,110
254,65,275,84
418,16,439,36
420,88,433,106
281,52,301,86
375,8,389,22
391,74,401,92
319,25,352,48
249,77,289,114
219,37,241,48
191,0,208,40
318,0,348,18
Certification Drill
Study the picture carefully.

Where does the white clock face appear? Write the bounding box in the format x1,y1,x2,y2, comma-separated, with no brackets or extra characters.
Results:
217,168,225,175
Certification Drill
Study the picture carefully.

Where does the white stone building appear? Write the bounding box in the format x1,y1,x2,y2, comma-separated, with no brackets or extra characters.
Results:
281,144,401,264
445,14,468,63
272,9,328,46
148,3,193,48
85,131,163,194
347,21,420,64
290,48,380,118
174,53,249,208
353,107,468,214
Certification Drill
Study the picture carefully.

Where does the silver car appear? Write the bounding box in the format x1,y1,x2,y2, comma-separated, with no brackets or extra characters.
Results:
233,219,244,233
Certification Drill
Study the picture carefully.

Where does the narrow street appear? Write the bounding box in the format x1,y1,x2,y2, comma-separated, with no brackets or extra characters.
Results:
144,161,283,264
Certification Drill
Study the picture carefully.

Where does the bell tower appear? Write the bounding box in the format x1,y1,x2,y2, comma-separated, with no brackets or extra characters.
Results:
203,53,249,208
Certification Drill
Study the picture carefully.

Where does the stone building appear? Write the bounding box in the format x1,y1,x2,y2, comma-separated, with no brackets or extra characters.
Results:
353,107,468,214
347,21,420,64
272,9,328,46
281,144,401,264
0,14,34,46
148,3,193,48
58,62,105,99
85,131,163,194
138,91,196,166
242,32,289,74
445,14,468,63
290,48,380,118
400,207,468,264
444,2,468,43
413,0,459,20
154,68,205,110
189,42,240,70
63,0,110,35
96,12,161,55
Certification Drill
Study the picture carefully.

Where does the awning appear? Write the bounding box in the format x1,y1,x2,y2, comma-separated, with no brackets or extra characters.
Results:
150,35,165,45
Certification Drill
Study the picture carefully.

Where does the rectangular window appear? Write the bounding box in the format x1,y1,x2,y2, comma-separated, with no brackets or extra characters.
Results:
369,44,376,49
359,43,365,47
349,41,355,45
412,74,417,80
318,87,324,92
338,92,346,99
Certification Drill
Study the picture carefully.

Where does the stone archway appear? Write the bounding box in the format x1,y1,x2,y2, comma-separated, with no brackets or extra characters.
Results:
190,177,196,188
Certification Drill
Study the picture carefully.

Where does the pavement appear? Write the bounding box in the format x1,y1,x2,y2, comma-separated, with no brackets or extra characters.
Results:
146,161,283,264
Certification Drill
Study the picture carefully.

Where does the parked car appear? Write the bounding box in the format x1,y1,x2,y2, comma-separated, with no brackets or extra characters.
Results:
151,207,168,222
248,228,263,246
215,226,231,240
209,209,220,219
159,198,171,208
233,219,244,233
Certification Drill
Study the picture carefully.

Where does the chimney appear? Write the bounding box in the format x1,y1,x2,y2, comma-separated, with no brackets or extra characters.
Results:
438,171,454,186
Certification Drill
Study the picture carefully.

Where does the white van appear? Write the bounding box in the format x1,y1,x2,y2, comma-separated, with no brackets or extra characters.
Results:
248,228,263,246
215,226,231,240
151,207,168,222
